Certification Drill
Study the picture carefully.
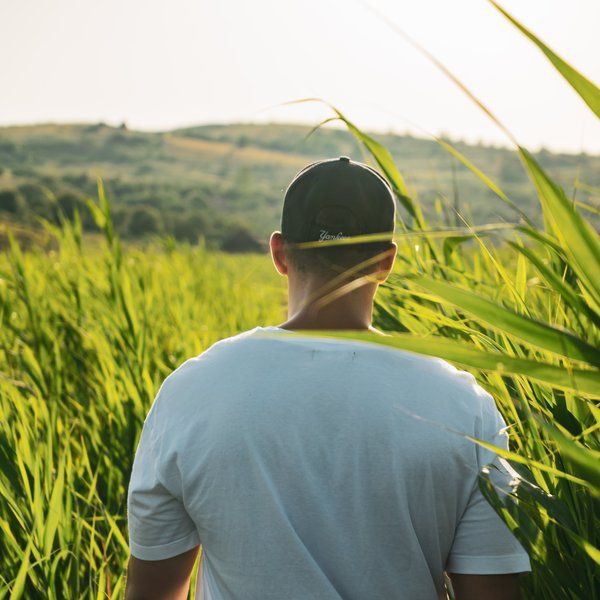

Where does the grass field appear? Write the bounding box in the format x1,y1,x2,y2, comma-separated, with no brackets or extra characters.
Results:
1,179,598,598
1,3,599,599
0,219,287,598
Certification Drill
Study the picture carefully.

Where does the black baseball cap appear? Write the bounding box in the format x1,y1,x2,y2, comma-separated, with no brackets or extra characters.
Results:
281,156,396,246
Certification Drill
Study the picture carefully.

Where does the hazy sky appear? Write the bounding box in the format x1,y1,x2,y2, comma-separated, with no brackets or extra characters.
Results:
1,0,599,153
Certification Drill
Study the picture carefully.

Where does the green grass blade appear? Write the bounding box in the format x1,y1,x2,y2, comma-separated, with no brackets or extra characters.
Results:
582,541,600,567
283,330,600,398
435,137,533,226
329,108,417,221
490,0,600,118
412,275,600,366
516,225,564,256
518,147,600,308
363,1,516,143
43,455,65,556
470,438,589,489
537,421,600,490
508,241,600,330
9,540,31,600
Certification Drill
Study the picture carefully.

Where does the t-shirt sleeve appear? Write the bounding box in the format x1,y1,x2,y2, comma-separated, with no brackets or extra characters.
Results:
127,399,200,561
446,389,531,575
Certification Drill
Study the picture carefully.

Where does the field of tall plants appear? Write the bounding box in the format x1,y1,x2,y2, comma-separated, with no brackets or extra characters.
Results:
1,2,599,599
0,208,287,598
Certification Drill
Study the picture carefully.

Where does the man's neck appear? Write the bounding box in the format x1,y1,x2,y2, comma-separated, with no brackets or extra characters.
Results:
278,285,378,332
278,313,374,332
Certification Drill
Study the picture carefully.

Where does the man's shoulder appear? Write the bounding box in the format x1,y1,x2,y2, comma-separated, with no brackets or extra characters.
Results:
162,327,261,382
345,339,499,419
157,327,498,419
145,328,261,424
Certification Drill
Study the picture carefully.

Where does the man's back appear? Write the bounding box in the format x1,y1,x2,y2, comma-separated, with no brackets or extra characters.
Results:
128,326,530,599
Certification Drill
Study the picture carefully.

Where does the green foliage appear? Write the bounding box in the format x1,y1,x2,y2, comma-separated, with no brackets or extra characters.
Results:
220,223,265,253
0,4,598,599
54,190,96,229
0,120,598,248
0,200,285,598
310,6,600,598
17,183,56,221
172,213,207,244
0,189,25,215
489,0,600,118
126,205,162,237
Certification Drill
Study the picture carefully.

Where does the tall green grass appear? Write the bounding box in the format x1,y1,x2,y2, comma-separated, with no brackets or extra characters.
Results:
0,2,598,598
313,3,600,598
0,208,285,598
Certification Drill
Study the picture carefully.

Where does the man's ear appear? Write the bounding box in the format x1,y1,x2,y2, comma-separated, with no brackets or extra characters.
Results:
376,242,397,282
269,231,289,276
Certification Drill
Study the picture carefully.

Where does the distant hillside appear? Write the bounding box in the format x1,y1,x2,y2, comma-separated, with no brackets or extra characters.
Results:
0,122,598,249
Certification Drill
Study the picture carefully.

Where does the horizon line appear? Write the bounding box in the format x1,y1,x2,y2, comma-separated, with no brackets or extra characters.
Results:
0,118,598,158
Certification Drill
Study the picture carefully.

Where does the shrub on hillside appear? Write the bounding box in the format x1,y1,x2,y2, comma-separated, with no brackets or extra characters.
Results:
220,224,265,253
172,213,208,244
53,190,98,230
126,206,163,237
18,182,53,212
0,188,26,215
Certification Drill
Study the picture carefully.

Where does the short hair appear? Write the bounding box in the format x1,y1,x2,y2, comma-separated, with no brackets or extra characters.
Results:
283,238,394,280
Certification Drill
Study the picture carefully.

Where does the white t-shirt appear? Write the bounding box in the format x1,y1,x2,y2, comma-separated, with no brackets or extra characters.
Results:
128,326,530,599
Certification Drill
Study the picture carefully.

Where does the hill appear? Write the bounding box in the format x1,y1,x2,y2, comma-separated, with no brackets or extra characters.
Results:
0,122,598,249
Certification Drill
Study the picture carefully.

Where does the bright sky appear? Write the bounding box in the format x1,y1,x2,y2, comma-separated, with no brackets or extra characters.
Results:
1,0,599,153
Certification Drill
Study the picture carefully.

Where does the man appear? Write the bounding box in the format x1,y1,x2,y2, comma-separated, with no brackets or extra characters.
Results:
126,156,530,599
